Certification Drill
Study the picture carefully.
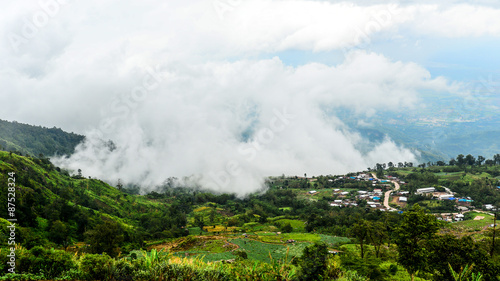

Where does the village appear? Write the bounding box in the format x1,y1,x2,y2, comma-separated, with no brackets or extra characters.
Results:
306,172,494,223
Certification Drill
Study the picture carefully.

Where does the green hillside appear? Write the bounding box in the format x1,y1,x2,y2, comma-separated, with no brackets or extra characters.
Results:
2,150,500,280
0,119,84,157
0,151,187,254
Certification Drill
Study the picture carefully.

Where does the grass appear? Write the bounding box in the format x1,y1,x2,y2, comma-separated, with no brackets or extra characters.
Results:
230,238,291,263
273,219,306,232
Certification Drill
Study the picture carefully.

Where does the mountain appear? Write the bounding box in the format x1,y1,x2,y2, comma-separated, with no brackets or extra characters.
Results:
0,151,187,252
0,119,85,157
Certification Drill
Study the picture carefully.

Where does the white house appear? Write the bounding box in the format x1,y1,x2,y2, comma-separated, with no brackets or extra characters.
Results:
417,187,435,194
439,194,454,200
399,196,408,202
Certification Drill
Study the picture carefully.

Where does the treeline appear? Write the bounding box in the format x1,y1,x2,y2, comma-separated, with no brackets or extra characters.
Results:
0,151,188,257
0,119,84,157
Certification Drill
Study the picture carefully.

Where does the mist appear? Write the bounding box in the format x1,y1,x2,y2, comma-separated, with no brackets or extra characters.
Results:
1,0,483,196
53,52,450,196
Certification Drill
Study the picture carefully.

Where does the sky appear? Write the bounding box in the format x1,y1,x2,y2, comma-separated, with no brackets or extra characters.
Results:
1,0,499,195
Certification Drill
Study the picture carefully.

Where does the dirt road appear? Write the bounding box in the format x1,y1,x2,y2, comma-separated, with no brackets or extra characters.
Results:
373,173,400,211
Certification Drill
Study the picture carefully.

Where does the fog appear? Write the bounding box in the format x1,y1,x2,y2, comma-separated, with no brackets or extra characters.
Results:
1,0,489,195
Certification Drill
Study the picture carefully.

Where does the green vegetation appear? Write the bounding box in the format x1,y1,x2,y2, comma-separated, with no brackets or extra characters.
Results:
0,119,84,157
1,149,500,279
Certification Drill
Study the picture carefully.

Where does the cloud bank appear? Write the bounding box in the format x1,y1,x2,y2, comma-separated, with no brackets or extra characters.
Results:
53,52,449,195
1,0,494,195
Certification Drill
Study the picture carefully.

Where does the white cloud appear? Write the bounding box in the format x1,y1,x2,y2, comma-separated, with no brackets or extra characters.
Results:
0,0,487,195
52,52,451,195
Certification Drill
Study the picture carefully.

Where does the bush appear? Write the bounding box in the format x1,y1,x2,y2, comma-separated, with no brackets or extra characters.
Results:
297,242,329,281
79,253,114,281
281,223,293,233
233,250,248,260
17,246,76,279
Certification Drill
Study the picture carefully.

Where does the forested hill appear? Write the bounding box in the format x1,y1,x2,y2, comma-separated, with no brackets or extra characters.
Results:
0,151,186,255
0,119,84,157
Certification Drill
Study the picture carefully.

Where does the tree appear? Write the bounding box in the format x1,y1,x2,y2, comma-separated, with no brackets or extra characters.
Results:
457,154,465,167
394,204,440,281
449,158,457,166
297,242,329,281
476,155,485,166
281,222,293,233
349,220,370,259
494,154,500,165
49,220,70,246
369,221,388,258
85,221,124,257
465,154,476,171
426,235,488,280
194,214,205,231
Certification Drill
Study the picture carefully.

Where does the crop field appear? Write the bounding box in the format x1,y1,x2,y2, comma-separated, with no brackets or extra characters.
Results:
229,238,298,263
273,219,306,232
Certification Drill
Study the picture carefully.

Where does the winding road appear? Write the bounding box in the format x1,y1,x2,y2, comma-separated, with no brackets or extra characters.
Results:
372,173,400,211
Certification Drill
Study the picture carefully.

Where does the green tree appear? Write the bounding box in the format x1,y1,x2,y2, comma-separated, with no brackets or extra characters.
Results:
394,204,439,281
49,220,69,246
297,242,329,281
85,221,124,257
349,220,370,259
426,235,488,280
369,221,387,258
194,214,205,231
281,222,293,233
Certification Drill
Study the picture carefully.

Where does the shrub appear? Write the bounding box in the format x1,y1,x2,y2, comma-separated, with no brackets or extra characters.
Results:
297,242,329,281
79,253,114,281
17,246,76,279
233,250,248,260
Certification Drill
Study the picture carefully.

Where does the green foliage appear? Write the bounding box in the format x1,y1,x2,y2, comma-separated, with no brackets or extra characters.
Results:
85,220,124,257
0,119,84,157
79,253,114,281
394,204,440,279
17,246,77,279
297,242,329,281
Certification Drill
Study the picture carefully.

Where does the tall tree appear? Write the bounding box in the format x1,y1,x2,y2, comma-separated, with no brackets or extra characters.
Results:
476,155,485,166
349,220,370,259
465,154,476,171
394,204,440,281
369,221,387,258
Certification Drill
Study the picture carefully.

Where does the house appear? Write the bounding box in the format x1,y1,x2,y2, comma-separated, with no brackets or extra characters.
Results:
308,190,318,194
358,191,368,194
399,196,408,202
439,194,454,200
485,204,495,210
340,191,349,195
372,197,381,201
455,214,464,221
417,187,435,194
334,200,343,203
330,203,341,207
